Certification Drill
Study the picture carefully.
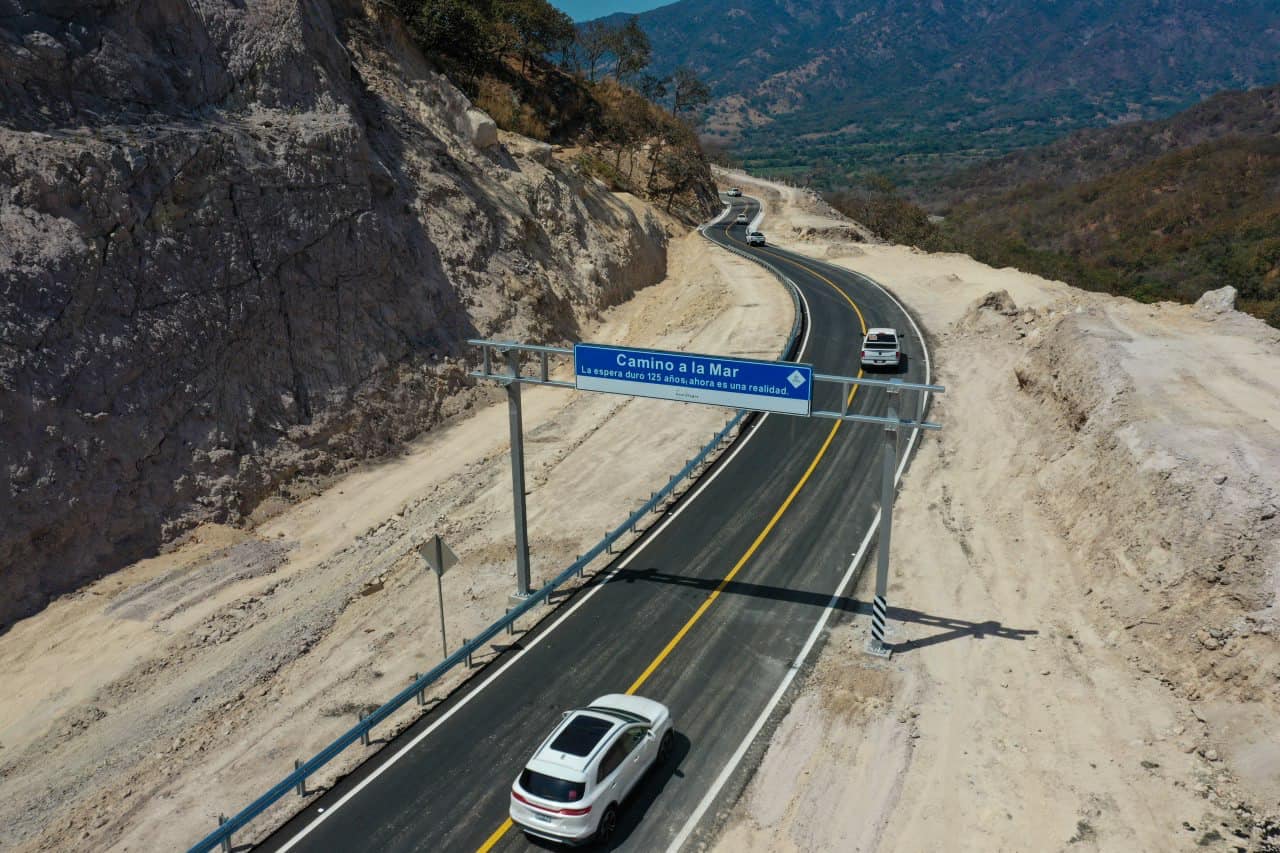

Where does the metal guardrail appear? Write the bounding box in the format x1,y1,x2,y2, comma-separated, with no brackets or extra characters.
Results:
188,204,807,853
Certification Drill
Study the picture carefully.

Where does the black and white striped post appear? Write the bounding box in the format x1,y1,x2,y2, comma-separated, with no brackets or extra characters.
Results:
866,382,900,658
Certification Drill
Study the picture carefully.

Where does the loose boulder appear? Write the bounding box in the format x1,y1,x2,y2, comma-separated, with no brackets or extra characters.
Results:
1194,285,1237,319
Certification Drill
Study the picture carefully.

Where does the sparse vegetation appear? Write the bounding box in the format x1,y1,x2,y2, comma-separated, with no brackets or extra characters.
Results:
826,177,946,251
820,86,1280,329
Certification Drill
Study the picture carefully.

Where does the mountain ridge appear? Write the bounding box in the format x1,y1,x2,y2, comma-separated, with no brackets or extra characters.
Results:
615,0,1280,180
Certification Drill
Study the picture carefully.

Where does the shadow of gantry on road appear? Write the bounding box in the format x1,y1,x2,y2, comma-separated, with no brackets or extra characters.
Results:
613,566,1038,654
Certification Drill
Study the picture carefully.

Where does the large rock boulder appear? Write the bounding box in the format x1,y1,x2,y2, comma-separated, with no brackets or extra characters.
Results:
462,108,499,149
1194,285,1238,319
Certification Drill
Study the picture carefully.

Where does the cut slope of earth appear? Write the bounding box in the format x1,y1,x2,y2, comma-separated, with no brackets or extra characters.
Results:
0,0,679,630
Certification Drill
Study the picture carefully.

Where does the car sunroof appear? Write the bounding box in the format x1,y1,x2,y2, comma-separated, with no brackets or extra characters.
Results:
548,714,614,756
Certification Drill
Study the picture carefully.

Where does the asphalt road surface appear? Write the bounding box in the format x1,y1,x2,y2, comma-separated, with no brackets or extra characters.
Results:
257,196,930,853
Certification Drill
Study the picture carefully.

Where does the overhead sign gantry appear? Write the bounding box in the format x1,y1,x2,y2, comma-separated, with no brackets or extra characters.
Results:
469,337,943,659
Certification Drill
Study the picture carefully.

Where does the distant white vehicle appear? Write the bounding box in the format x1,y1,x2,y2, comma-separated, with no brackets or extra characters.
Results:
726,187,742,197
735,213,748,224
746,230,766,246
510,694,675,845
860,327,902,370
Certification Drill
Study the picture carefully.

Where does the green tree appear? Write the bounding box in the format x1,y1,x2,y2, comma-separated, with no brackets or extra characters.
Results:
604,17,651,82
402,0,490,68
498,0,574,74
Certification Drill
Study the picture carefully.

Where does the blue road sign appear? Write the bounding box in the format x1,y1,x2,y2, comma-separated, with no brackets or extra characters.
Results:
574,343,812,415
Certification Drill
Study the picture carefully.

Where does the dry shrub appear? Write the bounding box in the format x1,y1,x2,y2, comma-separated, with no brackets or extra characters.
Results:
475,76,548,140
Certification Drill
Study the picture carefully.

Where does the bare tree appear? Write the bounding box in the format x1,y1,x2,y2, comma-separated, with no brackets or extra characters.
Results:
671,66,710,117
579,20,610,82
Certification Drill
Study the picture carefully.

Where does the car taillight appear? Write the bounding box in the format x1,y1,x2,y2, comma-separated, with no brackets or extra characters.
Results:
860,351,866,358
512,789,591,816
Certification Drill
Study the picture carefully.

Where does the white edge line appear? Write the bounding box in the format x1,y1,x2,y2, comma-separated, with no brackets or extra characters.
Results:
665,266,933,851
277,203,813,852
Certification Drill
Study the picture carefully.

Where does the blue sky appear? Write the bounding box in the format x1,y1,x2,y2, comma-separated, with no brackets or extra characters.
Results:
548,0,673,22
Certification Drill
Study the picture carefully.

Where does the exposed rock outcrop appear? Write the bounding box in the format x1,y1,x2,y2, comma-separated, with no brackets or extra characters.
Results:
0,0,668,630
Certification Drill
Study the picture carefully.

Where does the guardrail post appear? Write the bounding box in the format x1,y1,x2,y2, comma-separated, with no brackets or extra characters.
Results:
463,640,473,668
294,759,306,797
359,710,371,746
415,673,425,705
605,531,611,555
218,814,231,852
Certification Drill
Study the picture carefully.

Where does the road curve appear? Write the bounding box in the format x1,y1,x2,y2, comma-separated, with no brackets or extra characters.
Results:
256,195,929,853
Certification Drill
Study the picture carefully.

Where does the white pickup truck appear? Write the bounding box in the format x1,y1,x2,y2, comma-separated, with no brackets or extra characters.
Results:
860,327,902,370
746,230,765,246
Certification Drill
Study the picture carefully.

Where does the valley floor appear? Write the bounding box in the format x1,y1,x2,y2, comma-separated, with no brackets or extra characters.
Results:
708,171,1280,851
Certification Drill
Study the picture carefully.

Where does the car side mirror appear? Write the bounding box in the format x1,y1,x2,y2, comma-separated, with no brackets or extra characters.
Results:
645,729,655,740
561,711,571,719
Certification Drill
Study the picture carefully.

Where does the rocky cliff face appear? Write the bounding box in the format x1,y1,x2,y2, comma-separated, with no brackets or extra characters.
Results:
0,0,668,630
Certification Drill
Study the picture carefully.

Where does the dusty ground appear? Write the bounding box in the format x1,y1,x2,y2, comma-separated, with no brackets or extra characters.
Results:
0,216,792,852
709,170,1280,851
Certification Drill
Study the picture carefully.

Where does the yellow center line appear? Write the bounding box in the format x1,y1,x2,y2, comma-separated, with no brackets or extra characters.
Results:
477,819,514,852
477,202,865,853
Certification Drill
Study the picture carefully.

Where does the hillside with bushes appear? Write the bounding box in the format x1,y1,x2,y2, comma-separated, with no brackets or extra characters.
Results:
823,85,1280,328
933,85,1280,326
392,0,717,216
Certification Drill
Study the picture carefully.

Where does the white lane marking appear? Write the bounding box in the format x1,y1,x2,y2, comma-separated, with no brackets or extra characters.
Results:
277,205,814,851
666,263,933,853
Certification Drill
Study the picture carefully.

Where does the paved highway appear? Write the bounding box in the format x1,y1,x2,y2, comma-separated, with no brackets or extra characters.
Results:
258,196,930,852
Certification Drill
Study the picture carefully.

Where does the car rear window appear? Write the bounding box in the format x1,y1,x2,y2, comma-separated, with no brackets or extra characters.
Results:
520,769,586,803
865,341,897,349
549,714,613,756
866,332,897,343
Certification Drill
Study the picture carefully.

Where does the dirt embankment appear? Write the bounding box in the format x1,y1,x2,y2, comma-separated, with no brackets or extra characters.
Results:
711,170,1280,851
0,0,674,630
0,219,793,852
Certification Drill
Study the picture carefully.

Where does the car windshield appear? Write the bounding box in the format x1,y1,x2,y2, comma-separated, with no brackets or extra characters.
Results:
520,769,586,803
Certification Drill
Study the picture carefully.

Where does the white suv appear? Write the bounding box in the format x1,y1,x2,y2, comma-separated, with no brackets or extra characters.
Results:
510,694,674,845
726,187,742,197
860,327,902,370
746,230,765,246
